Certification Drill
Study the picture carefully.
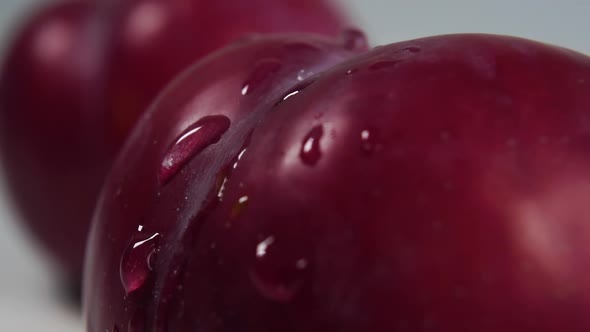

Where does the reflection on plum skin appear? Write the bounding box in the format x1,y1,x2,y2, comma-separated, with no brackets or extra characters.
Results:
513,172,590,297
33,18,72,65
123,1,168,47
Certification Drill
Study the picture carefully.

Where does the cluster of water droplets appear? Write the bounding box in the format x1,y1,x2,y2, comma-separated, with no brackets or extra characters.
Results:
118,114,237,332
117,33,395,327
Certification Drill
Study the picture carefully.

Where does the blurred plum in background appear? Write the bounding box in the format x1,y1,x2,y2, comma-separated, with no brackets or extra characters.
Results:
0,0,351,280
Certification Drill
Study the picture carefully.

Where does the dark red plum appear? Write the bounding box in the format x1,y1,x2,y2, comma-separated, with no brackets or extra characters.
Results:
85,33,590,331
0,0,351,278
0,0,113,278
83,31,366,332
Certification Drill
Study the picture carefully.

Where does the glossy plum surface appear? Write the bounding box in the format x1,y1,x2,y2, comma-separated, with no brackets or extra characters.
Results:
85,33,590,331
0,0,349,277
83,32,366,332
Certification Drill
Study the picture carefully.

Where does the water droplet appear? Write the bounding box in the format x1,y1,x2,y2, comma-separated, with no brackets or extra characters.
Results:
360,129,375,153
369,60,400,71
159,115,231,184
241,58,282,96
300,125,324,166
341,28,368,51
233,148,247,169
276,78,316,106
297,69,310,81
256,236,275,258
241,85,250,96
402,46,421,53
249,236,309,303
283,90,300,101
120,230,161,295
217,176,229,201
216,134,252,201
361,130,370,140
345,68,358,76
231,195,250,218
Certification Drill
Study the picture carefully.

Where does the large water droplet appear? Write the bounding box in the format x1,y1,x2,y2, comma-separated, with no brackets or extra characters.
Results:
249,236,309,303
120,229,161,295
300,125,324,166
241,58,282,96
159,115,231,184
341,28,368,51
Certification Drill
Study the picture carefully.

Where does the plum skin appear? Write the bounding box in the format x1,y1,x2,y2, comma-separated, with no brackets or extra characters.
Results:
0,0,350,278
83,31,366,332
84,33,590,331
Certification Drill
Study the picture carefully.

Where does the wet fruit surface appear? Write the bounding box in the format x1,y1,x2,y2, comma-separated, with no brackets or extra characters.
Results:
83,33,365,332
85,33,590,331
0,0,350,278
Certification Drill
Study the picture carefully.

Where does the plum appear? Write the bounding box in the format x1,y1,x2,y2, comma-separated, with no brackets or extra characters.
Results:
83,31,366,332
0,0,113,280
84,33,590,331
0,0,350,278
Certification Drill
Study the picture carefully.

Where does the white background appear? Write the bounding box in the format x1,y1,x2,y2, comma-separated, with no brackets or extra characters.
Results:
0,0,588,331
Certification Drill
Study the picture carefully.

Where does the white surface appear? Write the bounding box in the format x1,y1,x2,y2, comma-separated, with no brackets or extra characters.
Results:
0,1,588,331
